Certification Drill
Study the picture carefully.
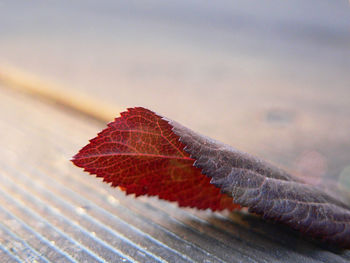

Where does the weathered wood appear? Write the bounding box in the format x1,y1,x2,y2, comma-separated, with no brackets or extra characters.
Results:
0,86,349,262
1,1,350,261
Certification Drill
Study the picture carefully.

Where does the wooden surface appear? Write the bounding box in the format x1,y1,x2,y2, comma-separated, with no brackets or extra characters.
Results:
0,1,350,262
0,85,349,262
1,0,350,176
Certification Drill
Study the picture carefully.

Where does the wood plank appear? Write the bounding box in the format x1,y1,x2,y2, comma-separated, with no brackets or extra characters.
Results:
0,84,349,262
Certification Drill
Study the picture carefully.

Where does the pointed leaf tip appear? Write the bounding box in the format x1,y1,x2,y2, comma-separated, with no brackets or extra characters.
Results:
72,107,239,211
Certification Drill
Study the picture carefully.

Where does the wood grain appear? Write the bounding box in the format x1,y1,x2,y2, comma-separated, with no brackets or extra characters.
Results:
0,86,349,262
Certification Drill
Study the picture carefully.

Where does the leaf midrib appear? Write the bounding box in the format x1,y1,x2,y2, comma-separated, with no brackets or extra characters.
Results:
74,152,193,161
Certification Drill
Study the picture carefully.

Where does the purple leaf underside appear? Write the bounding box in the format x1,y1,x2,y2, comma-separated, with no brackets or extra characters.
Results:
168,119,350,248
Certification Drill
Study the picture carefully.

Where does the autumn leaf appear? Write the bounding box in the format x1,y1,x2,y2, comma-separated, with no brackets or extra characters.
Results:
72,107,238,211
72,107,350,248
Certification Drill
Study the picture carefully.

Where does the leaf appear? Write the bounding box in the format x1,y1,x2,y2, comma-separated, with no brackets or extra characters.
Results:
72,107,239,211
168,119,350,248
72,107,350,248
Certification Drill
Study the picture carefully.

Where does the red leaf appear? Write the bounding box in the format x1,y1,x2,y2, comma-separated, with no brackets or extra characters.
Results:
73,107,350,247
72,107,239,211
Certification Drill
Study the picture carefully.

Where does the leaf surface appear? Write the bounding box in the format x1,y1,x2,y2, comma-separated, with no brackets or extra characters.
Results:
169,119,350,248
73,107,350,248
72,107,238,211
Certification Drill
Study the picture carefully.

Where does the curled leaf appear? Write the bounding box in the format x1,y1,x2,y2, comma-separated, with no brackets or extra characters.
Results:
72,107,238,211
72,107,350,248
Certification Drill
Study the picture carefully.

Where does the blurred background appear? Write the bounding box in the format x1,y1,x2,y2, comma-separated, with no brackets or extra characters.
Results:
1,0,350,188
1,1,350,261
